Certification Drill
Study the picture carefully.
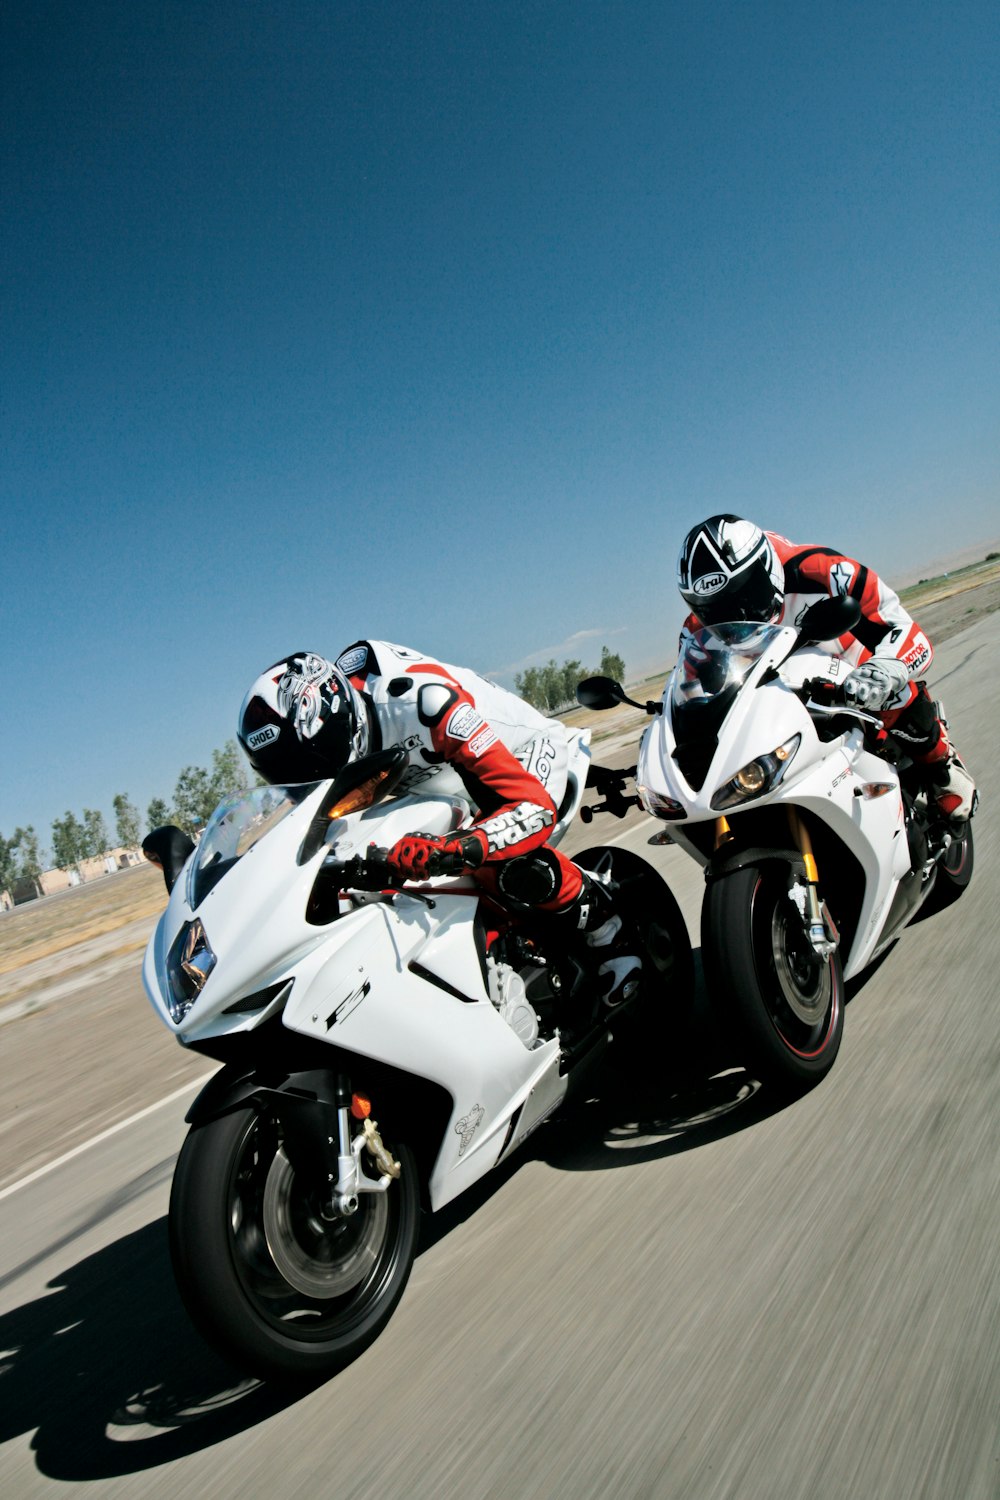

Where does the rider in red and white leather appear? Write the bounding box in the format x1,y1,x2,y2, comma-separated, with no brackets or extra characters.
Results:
238,642,639,1007
677,516,977,822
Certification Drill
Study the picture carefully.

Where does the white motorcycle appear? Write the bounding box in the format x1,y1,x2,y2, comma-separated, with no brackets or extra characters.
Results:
142,731,692,1381
577,597,974,1095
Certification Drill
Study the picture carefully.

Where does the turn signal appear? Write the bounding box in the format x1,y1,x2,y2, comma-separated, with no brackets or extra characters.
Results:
857,782,896,800
327,770,393,820
351,1093,373,1120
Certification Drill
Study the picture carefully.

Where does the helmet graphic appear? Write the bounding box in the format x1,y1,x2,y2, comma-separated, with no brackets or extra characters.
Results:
237,652,370,785
677,515,784,626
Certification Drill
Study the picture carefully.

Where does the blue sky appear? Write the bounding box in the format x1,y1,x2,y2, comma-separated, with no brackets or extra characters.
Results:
2,0,998,851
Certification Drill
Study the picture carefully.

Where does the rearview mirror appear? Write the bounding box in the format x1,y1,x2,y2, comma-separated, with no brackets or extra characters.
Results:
142,825,196,894
576,675,626,711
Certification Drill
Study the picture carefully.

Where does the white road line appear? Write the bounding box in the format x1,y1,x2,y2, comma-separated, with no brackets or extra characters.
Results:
0,1075,209,1202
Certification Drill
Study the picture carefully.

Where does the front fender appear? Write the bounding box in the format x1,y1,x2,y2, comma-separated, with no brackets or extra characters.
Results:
705,846,805,885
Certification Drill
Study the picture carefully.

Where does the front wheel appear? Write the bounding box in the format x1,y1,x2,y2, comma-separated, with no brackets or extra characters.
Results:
703,862,844,1095
169,1105,420,1381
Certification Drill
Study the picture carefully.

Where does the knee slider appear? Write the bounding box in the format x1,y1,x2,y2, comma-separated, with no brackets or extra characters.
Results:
496,848,562,909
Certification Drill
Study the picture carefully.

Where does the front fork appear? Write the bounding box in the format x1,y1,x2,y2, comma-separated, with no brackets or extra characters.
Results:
324,1080,401,1220
713,810,839,962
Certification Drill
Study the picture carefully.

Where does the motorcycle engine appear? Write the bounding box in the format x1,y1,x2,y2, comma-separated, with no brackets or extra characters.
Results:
486,958,540,1048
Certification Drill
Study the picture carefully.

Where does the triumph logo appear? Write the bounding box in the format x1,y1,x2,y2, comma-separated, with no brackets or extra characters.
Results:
694,572,727,595
246,725,279,750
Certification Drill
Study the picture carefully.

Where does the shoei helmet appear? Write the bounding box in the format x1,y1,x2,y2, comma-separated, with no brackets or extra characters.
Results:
677,515,784,626
238,652,370,785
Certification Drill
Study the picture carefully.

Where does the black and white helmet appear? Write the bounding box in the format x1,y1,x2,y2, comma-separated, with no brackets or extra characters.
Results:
677,515,784,626
237,652,370,785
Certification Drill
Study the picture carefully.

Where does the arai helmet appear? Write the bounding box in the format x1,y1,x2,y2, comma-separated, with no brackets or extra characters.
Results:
677,515,784,626
237,652,370,785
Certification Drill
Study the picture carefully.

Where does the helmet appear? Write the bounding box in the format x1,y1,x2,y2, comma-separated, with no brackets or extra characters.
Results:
237,652,370,785
677,515,784,626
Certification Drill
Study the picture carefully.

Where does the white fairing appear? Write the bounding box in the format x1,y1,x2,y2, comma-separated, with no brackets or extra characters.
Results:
143,732,592,1212
636,623,916,979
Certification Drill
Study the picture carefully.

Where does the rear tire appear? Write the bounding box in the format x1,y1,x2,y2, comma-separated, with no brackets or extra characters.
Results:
913,821,974,921
575,846,695,1071
703,862,844,1095
169,1105,420,1382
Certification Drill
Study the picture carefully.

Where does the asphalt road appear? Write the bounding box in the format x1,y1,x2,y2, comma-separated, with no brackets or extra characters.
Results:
1,614,997,1498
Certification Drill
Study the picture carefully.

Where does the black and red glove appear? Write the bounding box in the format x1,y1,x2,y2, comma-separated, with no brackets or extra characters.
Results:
384,830,487,880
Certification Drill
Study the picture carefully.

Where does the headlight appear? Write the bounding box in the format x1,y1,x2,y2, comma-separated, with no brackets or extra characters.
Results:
165,917,217,1024
711,734,801,811
637,784,686,820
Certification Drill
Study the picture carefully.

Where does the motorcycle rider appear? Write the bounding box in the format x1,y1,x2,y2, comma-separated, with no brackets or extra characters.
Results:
676,516,977,823
237,642,640,1007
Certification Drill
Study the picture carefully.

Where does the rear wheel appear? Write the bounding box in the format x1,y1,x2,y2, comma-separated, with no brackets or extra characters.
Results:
575,846,695,1070
703,862,844,1095
913,821,974,921
169,1105,420,1381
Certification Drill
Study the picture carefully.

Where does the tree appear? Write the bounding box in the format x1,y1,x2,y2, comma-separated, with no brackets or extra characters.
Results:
112,793,141,850
0,832,17,894
82,808,109,859
560,659,583,707
52,811,87,872
147,797,172,832
173,766,216,837
14,827,43,882
210,739,255,802
598,646,626,683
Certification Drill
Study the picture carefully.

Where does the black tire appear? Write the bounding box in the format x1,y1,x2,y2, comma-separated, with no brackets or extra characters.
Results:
575,845,695,1066
169,1105,420,1382
702,862,844,1095
912,821,974,921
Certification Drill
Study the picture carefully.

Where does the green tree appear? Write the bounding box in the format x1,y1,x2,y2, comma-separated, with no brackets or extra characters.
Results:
146,797,172,831
15,827,44,881
514,667,544,710
210,739,255,802
0,832,17,894
598,646,626,683
173,766,216,837
112,793,141,849
82,808,109,859
51,811,87,872
560,659,583,707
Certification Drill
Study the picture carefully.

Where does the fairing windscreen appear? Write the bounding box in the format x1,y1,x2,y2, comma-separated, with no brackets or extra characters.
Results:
187,784,319,908
670,624,782,766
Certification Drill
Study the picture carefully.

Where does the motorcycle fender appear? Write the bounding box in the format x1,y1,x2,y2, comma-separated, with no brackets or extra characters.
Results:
705,846,805,884
184,1064,343,1128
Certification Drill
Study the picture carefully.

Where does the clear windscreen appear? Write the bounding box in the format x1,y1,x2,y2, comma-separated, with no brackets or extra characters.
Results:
187,783,320,908
671,623,783,711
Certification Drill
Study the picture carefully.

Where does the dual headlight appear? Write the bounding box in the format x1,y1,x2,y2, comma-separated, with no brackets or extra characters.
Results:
711,734,801,812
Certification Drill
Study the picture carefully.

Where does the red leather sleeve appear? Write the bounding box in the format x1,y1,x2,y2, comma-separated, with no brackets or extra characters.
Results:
420,669,558,862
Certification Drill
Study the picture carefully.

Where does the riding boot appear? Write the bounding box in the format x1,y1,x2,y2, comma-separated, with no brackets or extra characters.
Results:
561,872,642,1009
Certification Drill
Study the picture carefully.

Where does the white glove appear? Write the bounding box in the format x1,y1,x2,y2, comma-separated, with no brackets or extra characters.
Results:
843,658,909,710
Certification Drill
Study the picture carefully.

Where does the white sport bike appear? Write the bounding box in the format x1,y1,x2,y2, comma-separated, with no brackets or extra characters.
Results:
142,733,692,1381
577,597,974,1095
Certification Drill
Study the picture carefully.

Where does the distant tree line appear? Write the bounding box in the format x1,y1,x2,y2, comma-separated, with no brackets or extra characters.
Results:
515,646,626,715
2,740,260,885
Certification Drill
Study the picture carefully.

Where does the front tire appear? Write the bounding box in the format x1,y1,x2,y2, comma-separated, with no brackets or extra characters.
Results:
703,862,844,1095
169,1105,420,1381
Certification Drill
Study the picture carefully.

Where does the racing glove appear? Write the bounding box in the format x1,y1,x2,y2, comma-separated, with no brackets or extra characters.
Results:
384,830,487,880
843,657,909,710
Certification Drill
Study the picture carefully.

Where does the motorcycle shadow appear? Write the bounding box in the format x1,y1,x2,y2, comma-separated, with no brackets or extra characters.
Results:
0,1216,297,1481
